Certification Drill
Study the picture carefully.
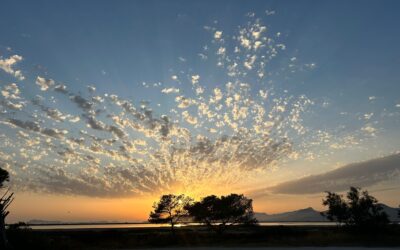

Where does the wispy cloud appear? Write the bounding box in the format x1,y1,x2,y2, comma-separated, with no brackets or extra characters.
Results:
251,154,400,197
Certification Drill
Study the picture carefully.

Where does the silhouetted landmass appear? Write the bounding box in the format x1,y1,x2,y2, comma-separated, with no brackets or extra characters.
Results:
255,207,327,222
6,224,400,250
22,204,398,226
254,204,400,222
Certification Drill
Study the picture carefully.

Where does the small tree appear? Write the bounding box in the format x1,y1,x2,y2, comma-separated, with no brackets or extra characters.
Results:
321,192,349,225
0,167,13,249
148,194,192,232
186,193,257,233
322,187,389,227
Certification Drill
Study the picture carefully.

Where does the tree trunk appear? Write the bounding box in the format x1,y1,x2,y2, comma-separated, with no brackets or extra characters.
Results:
0,215,8,249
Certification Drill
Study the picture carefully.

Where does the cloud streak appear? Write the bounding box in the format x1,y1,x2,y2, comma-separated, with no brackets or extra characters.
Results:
257,153,400,195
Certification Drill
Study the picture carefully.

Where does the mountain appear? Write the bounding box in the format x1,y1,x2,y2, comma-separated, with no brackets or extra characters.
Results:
255,204,399,222
255,207,327,222
380,204,400,222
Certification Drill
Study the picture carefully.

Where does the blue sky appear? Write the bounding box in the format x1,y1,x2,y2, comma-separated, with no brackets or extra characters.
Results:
1,0,400,220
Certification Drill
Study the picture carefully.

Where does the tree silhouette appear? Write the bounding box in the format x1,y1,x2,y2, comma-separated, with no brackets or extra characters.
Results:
321,191,349,225
0,167,13,249
322,187,389,227
186,193,257,233
148,194,192,232
0,168,9,188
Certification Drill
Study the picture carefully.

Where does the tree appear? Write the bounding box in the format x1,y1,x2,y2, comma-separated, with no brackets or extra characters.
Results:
0,167,13,249
148,194,192,232
322,187,389,227
321,192,349,225
0,168,9,189
186,193,257,233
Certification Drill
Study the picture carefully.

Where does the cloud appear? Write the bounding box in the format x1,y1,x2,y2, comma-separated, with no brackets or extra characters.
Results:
36,76,55,91
6,118,68,139
214,31,222,40
265,10,275,16
0,54,25,80
2,12,395,199
1,83,25,110
161,87,180,94
71,94,94,111
361,124,377,136
258,154,400,195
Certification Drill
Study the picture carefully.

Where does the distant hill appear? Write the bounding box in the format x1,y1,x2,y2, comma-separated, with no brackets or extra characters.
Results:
255,204,399,222
380,204,400,222
255,207,327,222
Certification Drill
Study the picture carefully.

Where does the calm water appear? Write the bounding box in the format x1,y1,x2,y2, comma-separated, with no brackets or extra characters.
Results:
29,222,336,230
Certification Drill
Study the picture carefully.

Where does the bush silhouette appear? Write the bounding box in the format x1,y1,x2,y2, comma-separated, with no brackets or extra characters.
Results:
322,186,389,227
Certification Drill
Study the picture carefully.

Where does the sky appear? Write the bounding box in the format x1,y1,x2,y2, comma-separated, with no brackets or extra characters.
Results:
0,0,400,223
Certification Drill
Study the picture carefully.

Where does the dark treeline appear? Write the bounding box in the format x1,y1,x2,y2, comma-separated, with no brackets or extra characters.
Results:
148,188,400,234
148,193,257,233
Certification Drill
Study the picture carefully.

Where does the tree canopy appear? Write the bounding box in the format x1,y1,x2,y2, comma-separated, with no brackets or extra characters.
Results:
186,193,257,232
0,168,9,188
322,186,389,227
148,194,192,231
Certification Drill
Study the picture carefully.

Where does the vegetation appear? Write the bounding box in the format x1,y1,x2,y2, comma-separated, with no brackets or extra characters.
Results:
0,167,13,249
148,193,257,233
186,193,257,233
0,168,9,189
322,186,389,227
148,194,192,232
5,225,400,250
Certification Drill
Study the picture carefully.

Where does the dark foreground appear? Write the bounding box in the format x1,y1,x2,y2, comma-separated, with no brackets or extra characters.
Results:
6,225,400,250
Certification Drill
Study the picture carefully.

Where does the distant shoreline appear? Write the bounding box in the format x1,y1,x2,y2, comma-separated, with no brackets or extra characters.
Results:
22,221,331,226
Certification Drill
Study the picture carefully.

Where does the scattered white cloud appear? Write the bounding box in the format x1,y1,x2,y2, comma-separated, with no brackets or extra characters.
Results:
0,54,25,80
36,76,55,91
214,31,222,40
161,87,180,94
361,124,377,135
265,10,275,16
